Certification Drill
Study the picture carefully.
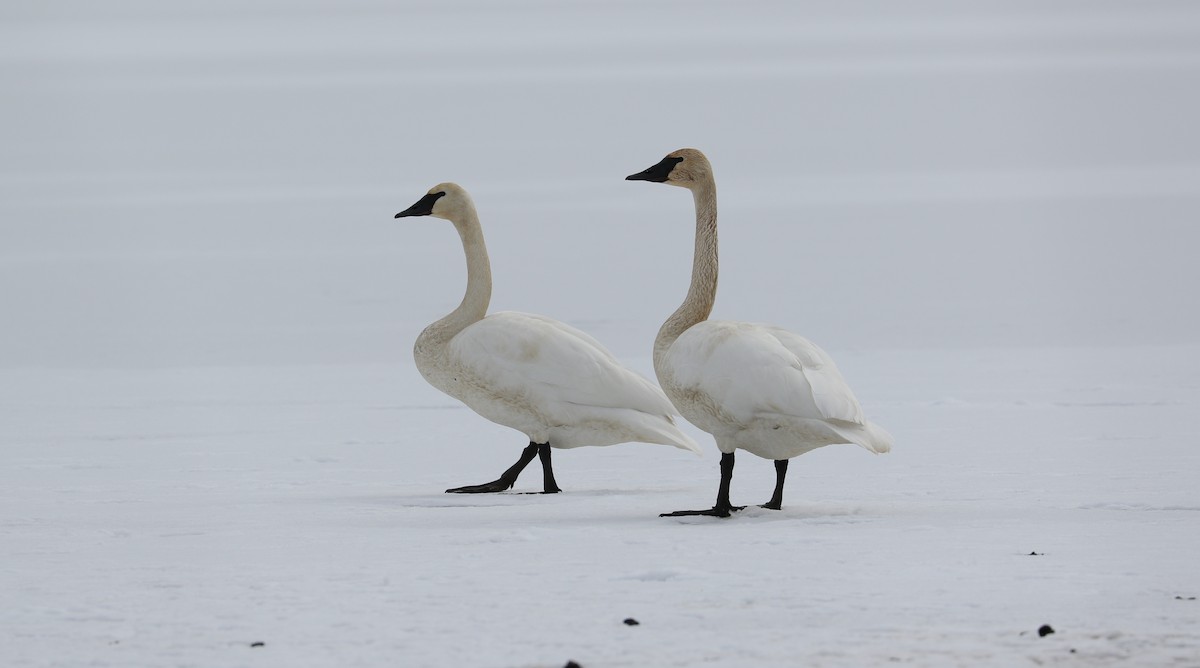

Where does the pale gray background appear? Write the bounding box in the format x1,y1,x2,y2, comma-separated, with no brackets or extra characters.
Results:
3,0,1199,369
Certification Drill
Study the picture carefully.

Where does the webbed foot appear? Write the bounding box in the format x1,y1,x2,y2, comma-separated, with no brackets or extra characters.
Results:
660,504,743,518
445,479,515,494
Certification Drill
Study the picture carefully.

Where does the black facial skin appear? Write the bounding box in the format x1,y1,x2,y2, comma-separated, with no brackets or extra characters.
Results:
395,191,447,218
625,156,684,183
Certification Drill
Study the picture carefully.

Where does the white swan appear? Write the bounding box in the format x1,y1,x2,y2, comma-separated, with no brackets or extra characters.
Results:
626,149,892,517
395,183,701,493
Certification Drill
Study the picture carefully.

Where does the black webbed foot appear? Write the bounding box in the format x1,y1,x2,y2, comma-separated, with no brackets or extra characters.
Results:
660,504,743,518
446,442,541,494
445,480,515,494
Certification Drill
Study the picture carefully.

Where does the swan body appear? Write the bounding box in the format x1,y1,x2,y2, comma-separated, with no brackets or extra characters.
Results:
627,149,891,516
396,183,700,493
659,320,891,460
415,310,696,450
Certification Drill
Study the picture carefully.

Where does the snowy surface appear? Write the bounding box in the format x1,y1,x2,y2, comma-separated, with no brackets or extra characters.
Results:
3,1,1200,666
4,350,1199,667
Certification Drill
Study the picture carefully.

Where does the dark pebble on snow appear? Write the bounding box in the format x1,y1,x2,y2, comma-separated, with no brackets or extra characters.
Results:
250,642,265,648
1176,595,1197,600
564,662,582,668
623,618,640,626
1028,551,1043,556
1038,625,1055,637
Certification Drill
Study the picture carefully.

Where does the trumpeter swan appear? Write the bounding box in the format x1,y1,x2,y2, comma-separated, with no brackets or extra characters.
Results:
395,183,700,494
626,150,892,517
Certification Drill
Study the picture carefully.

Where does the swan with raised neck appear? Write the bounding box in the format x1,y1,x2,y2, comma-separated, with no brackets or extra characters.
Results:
627,149,892,517
395,182,701,494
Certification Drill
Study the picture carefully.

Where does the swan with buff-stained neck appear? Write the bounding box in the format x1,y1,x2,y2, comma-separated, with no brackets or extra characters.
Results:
626,150,892,517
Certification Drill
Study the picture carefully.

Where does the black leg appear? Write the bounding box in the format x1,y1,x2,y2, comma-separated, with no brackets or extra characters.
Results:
446,442,539,493
761,459,789,510
661,452,744,517
537,443,562,494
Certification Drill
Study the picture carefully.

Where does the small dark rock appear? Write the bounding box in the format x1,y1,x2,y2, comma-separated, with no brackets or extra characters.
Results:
1175,595,1196,600
623,618,640,626
1038,625,1055,637
1070,649,1077,654
250,642,265,648
564,662,582,668
1028,551,1043,556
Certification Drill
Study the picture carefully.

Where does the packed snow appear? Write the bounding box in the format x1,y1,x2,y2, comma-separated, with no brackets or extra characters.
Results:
3,1,1199,666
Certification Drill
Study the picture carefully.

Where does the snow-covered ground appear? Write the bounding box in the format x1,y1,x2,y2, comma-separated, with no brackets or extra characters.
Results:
3,1,1200,666
4,349,1199,667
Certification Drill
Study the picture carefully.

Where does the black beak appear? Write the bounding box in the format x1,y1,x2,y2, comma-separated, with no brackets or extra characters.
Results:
395,191,446,218
626,156,683,183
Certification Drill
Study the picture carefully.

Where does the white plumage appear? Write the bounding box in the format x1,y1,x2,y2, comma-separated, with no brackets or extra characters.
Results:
396,182,699,494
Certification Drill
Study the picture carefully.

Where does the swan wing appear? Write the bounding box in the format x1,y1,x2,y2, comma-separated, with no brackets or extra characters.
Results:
758,325,866,424
450,311,680,419
666,321,865,425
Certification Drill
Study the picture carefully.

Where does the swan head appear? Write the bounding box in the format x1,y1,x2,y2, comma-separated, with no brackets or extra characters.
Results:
394,182,473,220
625,148,711,190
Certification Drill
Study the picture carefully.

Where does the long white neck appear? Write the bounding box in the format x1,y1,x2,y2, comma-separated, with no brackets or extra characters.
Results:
654,177,718,373
423,205,492,345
